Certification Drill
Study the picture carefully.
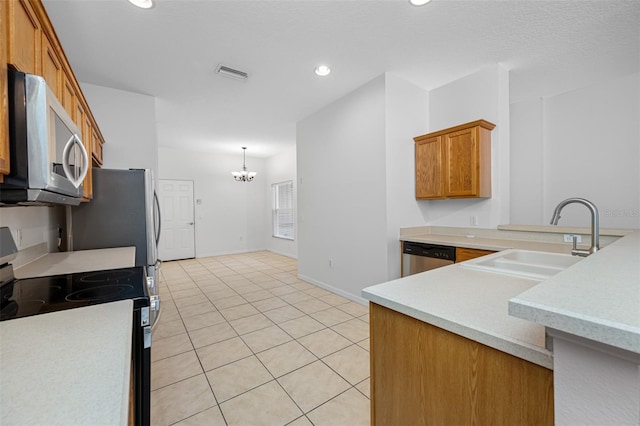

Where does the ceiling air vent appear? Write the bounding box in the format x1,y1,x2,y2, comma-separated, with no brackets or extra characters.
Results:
216,65,248,80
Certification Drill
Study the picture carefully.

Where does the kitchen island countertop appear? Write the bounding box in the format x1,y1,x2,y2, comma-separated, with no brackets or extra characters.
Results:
362,259,553,369
0,300,133,425
363,229,640,370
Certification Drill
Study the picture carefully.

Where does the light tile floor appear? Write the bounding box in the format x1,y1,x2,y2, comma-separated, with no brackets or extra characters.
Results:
151,251,371,426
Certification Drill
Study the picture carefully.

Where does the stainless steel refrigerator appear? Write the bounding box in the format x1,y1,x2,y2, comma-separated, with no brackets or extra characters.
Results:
71,168,161,323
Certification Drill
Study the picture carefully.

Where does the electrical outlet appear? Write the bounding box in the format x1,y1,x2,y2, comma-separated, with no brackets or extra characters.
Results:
470,216,479,226
328,259,333,268
563,234,582,243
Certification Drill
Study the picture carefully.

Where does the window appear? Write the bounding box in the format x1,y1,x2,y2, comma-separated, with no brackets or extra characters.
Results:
272,180,294,240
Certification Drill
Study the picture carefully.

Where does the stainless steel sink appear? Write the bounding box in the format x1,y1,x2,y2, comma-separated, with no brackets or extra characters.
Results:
460,249,583,281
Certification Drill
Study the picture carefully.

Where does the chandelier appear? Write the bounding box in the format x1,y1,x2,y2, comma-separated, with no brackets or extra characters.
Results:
231,147,257,182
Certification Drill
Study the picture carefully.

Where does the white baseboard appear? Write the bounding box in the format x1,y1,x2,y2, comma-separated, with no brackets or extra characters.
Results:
266,249,297,260
298,274,368,306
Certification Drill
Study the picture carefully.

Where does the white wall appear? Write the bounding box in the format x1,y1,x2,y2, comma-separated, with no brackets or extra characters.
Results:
0,206,64,252
384,74,429,279
297,75,388,301
423,64,510,229
264,145,297,258
511,72,640,228
80,83,159,176
158,147,267,258
510,98,544,224
297,73,429,300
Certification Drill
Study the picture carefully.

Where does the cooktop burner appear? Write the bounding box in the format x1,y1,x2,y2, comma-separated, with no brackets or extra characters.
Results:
65,284,135,302
80,270,136,283
0,266,149,321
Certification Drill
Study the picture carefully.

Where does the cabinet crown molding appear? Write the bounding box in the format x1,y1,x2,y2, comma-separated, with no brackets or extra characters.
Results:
414,119,496,141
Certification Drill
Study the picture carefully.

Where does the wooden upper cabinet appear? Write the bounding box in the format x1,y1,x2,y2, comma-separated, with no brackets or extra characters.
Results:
1,0,10,181
82,114,93,200
5,0,106,189
92,127,103,166
73,101,93,200
414,119,495,200
41,32,62,98
7,0,41,75
61,71,76,117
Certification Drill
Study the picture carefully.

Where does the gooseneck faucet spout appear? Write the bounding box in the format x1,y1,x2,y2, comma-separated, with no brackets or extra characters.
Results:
550,197,600,257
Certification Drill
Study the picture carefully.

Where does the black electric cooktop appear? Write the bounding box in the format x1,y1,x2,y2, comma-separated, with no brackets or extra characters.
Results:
0,266,149,321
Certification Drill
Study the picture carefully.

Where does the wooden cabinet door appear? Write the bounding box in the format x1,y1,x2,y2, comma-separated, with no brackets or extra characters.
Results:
415,136,443,199
370,303,554,426
92,127,103,166
444,126,478,197
61,72,76,118
8,0,41,75
41,32,62,98
74,101,93,200
1,0,10,181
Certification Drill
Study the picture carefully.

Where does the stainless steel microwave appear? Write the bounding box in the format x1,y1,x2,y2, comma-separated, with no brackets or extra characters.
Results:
0,71,88,206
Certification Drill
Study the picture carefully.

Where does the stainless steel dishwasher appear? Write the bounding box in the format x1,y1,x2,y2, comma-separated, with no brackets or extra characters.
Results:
401,241,456,277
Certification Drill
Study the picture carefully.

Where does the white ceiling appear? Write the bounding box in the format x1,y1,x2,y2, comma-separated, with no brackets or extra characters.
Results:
42,0,640,159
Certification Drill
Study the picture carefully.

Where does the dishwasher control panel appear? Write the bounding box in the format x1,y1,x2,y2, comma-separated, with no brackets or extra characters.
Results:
403,242,456,261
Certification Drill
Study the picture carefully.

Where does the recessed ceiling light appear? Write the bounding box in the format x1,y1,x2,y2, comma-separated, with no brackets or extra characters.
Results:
314,65,331,77
409,0,431,5
128,0,153,9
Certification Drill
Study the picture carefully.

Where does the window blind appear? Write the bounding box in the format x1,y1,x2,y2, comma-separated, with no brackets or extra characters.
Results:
272,180,294,240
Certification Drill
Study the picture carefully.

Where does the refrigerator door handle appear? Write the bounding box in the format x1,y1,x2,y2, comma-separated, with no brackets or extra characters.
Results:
153,190,161,246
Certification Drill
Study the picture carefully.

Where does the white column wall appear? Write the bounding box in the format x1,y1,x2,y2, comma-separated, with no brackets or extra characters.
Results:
510,98,544,224
384,74,429,280
297,75,388,302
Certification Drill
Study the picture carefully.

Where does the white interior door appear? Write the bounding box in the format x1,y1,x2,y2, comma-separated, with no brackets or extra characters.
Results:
158,179,195,261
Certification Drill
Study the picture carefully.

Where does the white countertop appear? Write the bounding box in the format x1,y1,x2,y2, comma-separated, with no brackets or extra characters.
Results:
400,224,629,253
362,262,553,369
0,300,133,425
509,231,640,354
364,227,639,370
401,232,571,253
15,247,136,279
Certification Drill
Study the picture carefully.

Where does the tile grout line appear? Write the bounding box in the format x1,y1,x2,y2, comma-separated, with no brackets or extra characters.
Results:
153,252,370,425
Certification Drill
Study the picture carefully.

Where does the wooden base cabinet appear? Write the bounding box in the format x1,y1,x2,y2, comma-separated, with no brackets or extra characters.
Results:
455,247,497,262
370,303,553,426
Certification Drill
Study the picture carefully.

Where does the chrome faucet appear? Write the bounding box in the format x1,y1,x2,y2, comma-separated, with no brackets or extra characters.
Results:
550,198,600,257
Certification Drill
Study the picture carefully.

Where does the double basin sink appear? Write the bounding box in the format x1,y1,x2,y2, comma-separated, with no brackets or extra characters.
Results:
461,249,583,281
